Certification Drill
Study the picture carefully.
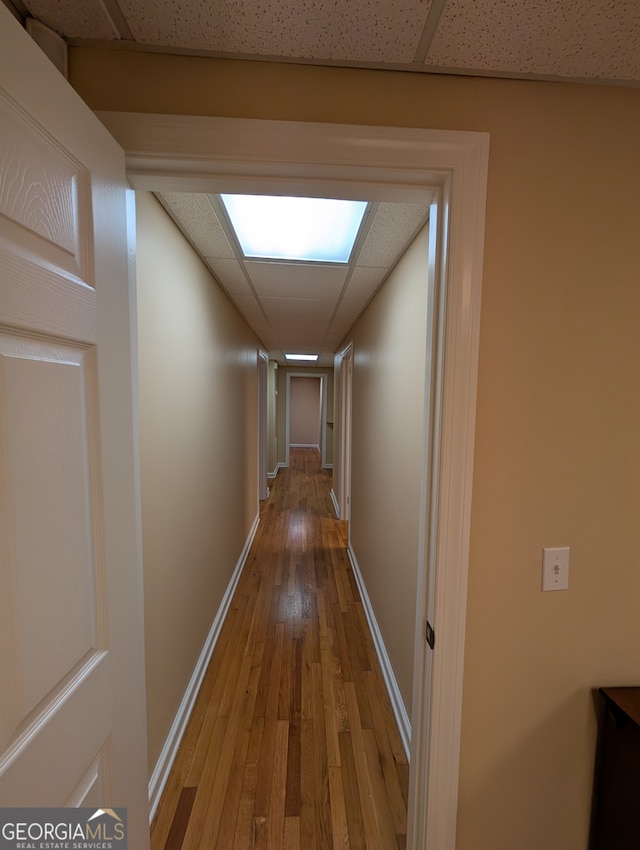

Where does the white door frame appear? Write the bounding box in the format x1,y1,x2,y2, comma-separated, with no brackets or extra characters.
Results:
258,349,269,500
97,111,489,850
285,371,328,466
337,342,353,526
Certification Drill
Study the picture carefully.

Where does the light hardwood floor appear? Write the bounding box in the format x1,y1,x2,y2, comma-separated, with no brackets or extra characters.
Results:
151,447,409,850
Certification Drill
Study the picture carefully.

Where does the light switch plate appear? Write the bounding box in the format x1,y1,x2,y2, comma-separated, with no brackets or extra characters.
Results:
542,547,569,591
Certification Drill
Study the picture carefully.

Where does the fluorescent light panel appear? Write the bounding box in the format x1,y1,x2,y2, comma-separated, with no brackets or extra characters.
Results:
221,194,367,263
285,354,318,361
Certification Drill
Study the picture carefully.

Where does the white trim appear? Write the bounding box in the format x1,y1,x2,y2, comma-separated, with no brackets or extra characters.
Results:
336,342,354,526
97,114,489,850
347,544,411,758
330,488,340,519
258,349,269,501
408,133,487,850
267,461,285,479
148,512,260,821
289,442,321,448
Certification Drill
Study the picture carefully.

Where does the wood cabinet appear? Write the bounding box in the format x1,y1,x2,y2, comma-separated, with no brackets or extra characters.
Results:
591,687,640,850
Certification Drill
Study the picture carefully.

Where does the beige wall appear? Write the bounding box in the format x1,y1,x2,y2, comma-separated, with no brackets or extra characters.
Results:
136,192,260,775
72,53,640,850
348,226,429,716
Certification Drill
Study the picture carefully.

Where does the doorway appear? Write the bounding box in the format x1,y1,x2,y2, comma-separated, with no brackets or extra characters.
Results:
101,112,488,850
285,371,329,467
288,375,322,451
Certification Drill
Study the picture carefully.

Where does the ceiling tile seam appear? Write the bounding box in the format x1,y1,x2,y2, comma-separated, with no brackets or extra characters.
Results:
322,201,380,342
413,0,450,64
7,0,28,22
155,192,271,335
100,0,134,40
323,211,430,348
208,194,272,324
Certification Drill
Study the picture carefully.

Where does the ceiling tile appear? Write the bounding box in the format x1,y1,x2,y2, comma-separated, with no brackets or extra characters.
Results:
24,0,120,38
117,0,432,62
425,0,640,80
233,294,264,322
246,262,349,299
332,300,368,328
261,297,336,324
343,266,387,301
357,203,429,267
206,258,252,297
158,193,235,259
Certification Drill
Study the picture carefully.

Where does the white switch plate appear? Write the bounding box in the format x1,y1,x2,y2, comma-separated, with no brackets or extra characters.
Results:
542,547,569,591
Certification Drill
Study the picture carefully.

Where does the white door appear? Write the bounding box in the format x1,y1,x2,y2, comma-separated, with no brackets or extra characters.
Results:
0,8,149,846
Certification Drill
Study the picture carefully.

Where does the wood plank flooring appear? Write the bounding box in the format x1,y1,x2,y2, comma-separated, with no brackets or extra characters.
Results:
151,447,409,850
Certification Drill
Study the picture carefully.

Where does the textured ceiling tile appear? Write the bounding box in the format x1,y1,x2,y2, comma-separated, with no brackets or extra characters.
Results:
232,294,264,321
323,329,350,348
343,266,387,301
24,0,120,38
271,324,331,340
206,258,252,297
357,203,429,267
158,193,235,259
246,262,348,299
279,336,325,347
118,0,431,61
332,300,368,327
261,297,335,323
116,0,218,48
426,0,640,80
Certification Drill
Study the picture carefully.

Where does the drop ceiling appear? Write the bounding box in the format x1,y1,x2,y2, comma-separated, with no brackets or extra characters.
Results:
156,192,430,365
7,0,639,361
8,0,640,85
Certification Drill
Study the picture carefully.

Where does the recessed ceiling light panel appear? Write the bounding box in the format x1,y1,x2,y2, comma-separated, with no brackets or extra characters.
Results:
285,353,319,361
221,194,367,263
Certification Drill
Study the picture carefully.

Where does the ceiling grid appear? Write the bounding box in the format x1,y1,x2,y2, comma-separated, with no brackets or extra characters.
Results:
12,0,638,360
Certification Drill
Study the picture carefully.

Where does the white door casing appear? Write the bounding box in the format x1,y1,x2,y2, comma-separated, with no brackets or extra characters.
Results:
0,9,149,846
258,350,268,500
337,342,353,526
96,111,489,849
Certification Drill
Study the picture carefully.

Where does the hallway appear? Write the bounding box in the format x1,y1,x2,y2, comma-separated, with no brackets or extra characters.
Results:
150,448,409,849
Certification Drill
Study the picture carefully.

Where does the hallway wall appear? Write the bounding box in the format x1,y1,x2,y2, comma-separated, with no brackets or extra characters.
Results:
346,225,429,718
71,54,640,850
136,192,261,775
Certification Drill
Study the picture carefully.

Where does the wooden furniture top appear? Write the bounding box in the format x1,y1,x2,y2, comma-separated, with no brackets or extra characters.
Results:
599,687,640,727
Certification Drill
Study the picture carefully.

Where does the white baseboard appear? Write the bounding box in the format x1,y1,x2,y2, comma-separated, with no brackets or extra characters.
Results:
267,462,285,479
347,545,411,760
290,443,320,449
148,512,260,821
330,488,340,519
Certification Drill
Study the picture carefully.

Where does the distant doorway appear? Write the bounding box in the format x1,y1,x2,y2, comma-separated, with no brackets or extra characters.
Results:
289,375,321,449
285,371,329,467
